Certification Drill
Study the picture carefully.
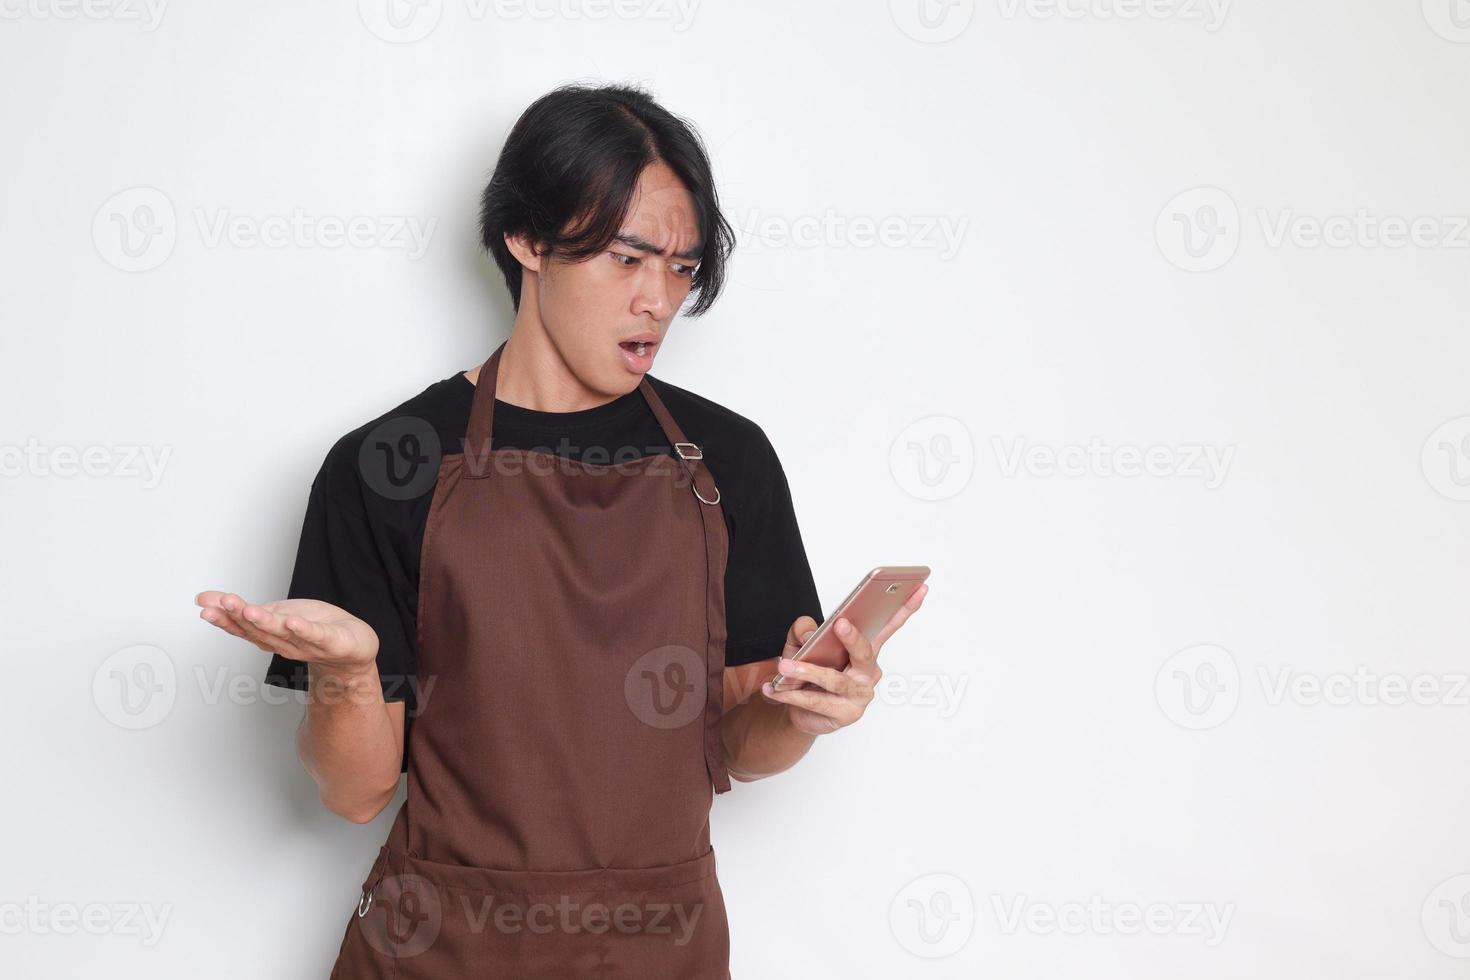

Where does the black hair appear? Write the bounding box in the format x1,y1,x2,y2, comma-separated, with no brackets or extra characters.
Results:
478,82,735,318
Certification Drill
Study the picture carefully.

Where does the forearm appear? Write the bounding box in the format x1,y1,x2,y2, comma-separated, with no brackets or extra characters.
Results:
720,691,818,781
298,664,402,822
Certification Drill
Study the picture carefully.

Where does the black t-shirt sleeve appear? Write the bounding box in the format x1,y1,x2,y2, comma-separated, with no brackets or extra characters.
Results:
722,427,825,666
263,457,418,773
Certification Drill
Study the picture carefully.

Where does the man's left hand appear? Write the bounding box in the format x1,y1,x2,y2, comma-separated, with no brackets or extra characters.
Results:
760,583,929,735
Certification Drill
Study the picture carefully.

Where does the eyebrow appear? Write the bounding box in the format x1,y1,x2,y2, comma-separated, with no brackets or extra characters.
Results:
613,233,703,262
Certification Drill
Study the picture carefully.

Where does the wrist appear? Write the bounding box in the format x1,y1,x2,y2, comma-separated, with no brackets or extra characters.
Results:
307,661,382,706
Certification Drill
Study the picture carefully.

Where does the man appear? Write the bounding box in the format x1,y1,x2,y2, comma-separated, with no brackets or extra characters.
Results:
195,82,926,978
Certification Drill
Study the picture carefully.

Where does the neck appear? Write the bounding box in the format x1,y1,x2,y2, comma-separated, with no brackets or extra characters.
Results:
471,317,624,413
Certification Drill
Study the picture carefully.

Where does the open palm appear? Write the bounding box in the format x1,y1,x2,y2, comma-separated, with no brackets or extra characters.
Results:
194,591,379,670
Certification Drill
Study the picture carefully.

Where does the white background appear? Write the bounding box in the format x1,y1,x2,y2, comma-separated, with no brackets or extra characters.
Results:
3,1,1469,977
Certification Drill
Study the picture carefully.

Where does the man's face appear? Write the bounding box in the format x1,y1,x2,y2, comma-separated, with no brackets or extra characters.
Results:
518,160,703,397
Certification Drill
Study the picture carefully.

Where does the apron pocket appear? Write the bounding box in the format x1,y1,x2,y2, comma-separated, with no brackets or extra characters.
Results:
333,847,728,979
367,851,607,978
429,882,606,977
599,847,731,980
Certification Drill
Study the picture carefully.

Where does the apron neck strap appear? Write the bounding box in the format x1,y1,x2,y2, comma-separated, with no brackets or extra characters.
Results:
637,376,723,507
463,340,507,477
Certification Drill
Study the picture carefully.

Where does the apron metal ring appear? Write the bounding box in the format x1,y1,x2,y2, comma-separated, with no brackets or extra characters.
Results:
357,889,374,917
675,442,720,505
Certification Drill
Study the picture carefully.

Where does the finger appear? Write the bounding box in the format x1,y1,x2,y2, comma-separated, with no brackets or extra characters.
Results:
223,594,340,660
220,611,288,654
215,611,279,654
207,593,264,642
216,592,247,616
273,611,333,652
215,594,301,657
872,582,928,649
775,657,856,697
275,611,356,663
235,599,302,645
199,605,249,640
782,616,819,657
832,615,877,673
761,680,858,723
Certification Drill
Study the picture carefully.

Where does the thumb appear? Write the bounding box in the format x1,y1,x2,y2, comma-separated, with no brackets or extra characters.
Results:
783,615,819,655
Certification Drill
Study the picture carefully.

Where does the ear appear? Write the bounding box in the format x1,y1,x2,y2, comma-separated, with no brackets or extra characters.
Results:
503,230,546,274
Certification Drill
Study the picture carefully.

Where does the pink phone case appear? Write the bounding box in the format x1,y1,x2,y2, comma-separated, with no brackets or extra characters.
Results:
768,565,930,692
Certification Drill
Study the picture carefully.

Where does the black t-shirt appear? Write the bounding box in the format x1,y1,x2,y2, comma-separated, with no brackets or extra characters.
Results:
264,368,823,772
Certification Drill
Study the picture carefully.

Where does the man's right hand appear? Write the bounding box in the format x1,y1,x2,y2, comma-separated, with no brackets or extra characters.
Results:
195,590,403,822
194,592,379,675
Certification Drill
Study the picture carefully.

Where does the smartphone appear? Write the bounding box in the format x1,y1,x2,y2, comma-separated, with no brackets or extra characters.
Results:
768,565,930,693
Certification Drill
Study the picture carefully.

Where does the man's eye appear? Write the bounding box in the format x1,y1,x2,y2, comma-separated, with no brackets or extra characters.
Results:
611,251,694,276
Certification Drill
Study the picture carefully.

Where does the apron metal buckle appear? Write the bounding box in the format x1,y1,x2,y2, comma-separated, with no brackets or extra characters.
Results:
674,442,721,505
357,889,374,917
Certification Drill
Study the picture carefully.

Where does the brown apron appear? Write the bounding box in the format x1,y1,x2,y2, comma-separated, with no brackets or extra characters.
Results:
327,340,734,979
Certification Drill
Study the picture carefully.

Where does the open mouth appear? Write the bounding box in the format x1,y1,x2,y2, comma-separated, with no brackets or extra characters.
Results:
617,338,659,374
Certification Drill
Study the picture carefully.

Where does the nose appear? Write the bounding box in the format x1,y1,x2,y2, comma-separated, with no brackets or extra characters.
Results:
631,266,672,321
